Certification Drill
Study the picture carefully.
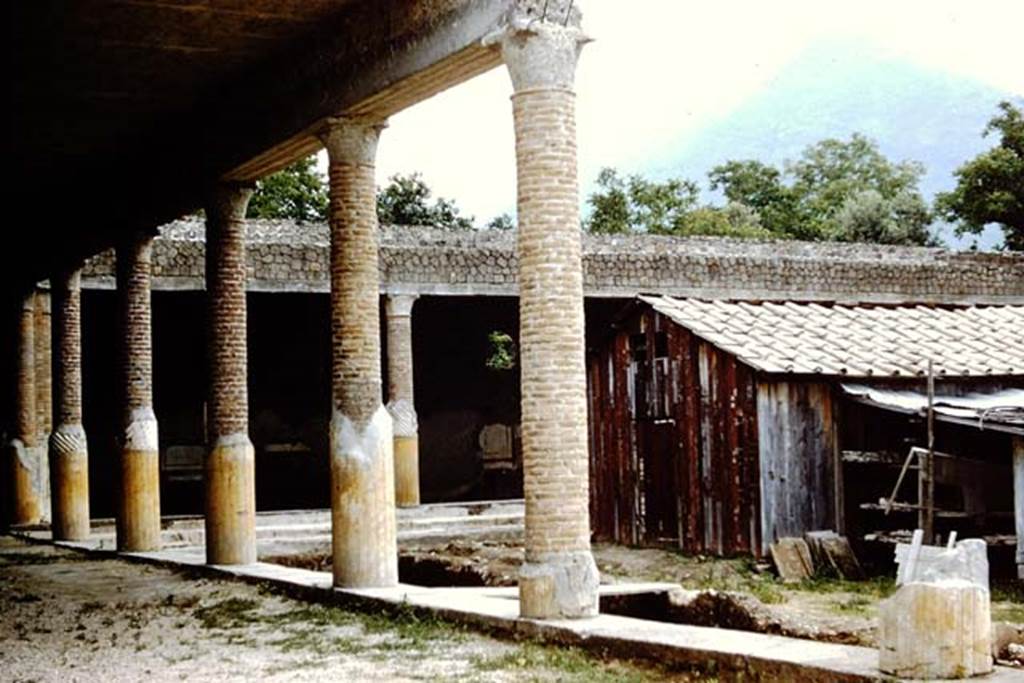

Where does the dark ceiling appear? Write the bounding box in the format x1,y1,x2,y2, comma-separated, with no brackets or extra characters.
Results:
8,0,503,292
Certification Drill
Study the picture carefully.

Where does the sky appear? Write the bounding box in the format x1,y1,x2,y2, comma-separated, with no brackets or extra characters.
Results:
322,0,1024,232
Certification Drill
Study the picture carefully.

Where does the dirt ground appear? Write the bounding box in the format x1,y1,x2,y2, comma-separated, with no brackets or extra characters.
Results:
0,537,712,683
270,538,1024,652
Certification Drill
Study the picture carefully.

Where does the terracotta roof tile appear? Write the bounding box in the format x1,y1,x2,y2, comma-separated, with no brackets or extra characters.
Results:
640,295,1024,377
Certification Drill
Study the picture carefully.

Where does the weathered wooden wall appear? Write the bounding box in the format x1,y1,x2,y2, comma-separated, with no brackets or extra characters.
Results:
756,380,837,552
587,307,761,555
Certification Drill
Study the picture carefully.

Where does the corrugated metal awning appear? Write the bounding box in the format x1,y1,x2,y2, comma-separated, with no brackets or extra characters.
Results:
840,384,1024,435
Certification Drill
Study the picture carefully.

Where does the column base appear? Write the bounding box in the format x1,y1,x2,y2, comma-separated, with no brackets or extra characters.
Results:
49,424,89,541
7,439,46,525
205,434,256,565
118,412,161,551
394,435,420,508
519,550,600,619
331,405,398,588
118,452,161,551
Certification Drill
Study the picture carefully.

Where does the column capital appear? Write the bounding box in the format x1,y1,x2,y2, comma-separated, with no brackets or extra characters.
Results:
34,288,51,315
385,294,418,318
53,267,81,294
206,182,254,223
319,116,388,164
484,3,591,93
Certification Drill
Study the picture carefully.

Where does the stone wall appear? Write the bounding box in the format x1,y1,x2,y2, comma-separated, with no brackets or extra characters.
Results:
80,219,1024,304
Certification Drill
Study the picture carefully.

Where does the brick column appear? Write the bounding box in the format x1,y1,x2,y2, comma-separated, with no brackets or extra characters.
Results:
8,292,44,524
319,117,398,588
204,184,256,565
488,4,598,619
386,294,419,507
34,290,52,441
116,235,161,551
49,269,90,540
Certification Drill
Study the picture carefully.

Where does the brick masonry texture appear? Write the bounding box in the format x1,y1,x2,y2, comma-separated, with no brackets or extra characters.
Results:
324,123,385,427
385,296,416,407
82,220,1024,304
51,270,83,426
514,87,592,559
117,236,155,413
204,186,253,440
16,294,37,448
33,291,51,436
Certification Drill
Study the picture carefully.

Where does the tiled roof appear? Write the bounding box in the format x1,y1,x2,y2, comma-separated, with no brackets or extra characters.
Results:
640,295,1024,377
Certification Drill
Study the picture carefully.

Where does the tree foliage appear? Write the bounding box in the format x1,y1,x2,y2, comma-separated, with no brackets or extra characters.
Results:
376,172,474,230
935,100,1024,251
248,161,479,230
248,156,329,222
589,134,936,245
485,331,517,371
585,168,771,238
486,213,516,231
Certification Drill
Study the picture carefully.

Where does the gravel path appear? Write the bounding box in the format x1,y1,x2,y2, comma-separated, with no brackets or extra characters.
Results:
0,536,704,683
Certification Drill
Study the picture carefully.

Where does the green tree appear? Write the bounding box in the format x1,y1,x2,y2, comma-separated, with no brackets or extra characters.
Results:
707,160,803,238
788,134,929,240
586,167,772,238
376,172,474,230
709,135,935,245
585,168,701,235
834,189,936,246
487,213,515,230
485,331,517,371
936,100,1024,251
248,156,328,222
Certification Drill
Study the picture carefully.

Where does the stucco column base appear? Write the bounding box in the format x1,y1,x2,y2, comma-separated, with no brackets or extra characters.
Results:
7,440,45,525
331,405,398,588
879,582,993,678
49,424,89,540
519,550,600,619
118,410,161,551
393,436,420,508
205,434,257,565
388,397,419,508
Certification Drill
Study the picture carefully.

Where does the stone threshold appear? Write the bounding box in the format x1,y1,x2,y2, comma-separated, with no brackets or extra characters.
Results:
13,530,1021,682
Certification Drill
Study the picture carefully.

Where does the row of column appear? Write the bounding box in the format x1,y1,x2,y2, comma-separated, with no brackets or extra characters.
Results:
6,11,597,619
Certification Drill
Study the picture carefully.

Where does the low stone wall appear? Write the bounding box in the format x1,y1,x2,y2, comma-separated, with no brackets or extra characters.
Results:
80,219,1024,304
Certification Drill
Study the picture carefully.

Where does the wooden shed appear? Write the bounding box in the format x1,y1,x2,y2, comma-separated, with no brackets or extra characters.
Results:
586,296,1024,562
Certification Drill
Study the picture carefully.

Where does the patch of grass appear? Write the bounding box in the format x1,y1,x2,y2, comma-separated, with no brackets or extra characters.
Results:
192,597,262,630
831,595,874,615
269,630,364,657
0,552,64,566
992,580,1024,605
992,603,1024,624
263,604,356,628
795,575,896,599
473,644,715,682
748,580,786,605
684,557,787,605
991,582,1024,625
474,645,636,682
360,602,464,648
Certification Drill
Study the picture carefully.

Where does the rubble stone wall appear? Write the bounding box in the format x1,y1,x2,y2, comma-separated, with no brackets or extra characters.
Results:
80,219,1024,304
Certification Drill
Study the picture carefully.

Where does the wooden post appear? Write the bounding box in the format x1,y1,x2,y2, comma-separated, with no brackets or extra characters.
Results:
919,360,935,544
1014,436,1024,580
